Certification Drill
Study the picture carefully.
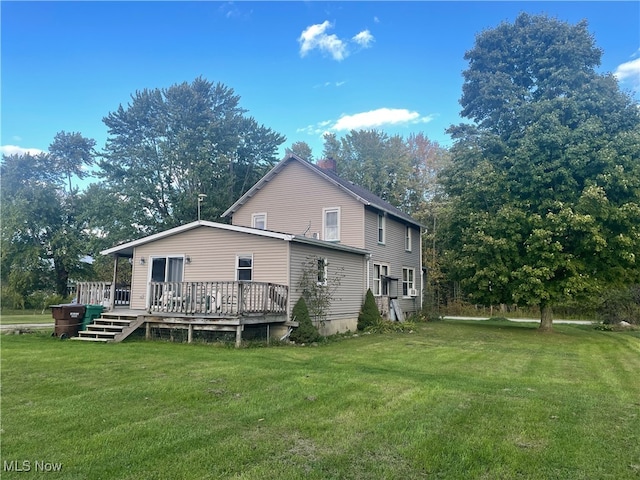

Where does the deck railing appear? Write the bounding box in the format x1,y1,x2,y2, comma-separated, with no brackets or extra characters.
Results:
148,281,288,316
76,282,131,308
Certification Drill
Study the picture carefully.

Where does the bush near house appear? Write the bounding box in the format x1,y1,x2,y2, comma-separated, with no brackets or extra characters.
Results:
358,288,382,331
289,297,321,344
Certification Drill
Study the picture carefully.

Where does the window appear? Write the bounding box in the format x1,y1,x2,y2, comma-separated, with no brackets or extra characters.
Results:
373,263,389,296
236,254,253,281
317,257,328,286
378,214,386,244
252,213,267,230
150,256,184,283
405,226,412,251
402,268,415,297
323,207,340,241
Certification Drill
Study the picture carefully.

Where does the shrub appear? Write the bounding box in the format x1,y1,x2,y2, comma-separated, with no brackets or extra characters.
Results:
25,291,67,311
289,297,322,344
1,287,25,310
366,319,417,334
358,289,381,331
599,285,640,325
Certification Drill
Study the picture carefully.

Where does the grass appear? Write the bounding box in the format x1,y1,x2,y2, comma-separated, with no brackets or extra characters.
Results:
1,320,639,479
0,310,53,325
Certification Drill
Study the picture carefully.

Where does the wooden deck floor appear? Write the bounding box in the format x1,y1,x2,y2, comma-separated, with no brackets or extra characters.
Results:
96,308,292,346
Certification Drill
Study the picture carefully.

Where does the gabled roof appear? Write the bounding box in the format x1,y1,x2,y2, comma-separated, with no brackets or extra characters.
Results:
222,153,423,228
100,220,369,257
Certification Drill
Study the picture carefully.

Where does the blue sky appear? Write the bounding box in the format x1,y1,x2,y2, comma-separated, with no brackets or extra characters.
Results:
2,1,639,165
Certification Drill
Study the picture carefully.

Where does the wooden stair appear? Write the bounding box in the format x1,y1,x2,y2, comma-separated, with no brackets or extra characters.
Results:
73,313,145,343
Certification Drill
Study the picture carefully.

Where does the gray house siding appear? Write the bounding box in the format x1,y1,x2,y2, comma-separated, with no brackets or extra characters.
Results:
364,208,422,315
231,160,365,248
289,242,366,335
130,227,289,310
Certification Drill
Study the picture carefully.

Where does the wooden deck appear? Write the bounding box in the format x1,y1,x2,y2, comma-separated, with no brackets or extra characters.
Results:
74,281,292,346
74,308,294,346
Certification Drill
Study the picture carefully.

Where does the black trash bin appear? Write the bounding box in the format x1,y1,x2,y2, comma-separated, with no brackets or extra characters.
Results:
50,304,86,339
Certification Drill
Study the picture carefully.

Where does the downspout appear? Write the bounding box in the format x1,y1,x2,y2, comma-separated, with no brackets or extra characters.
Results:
366,254,371,292
419,226,423,311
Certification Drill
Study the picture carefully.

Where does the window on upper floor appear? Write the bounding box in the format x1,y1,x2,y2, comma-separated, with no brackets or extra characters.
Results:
252,213,266,230
236,254,253,281
402,267,415,297
405,226,412,251
323,207,340,241
377,213,386,244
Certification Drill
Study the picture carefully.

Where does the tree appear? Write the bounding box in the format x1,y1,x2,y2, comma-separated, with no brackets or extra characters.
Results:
297,255,344,327
289,296,321,344
441,13,640,330
49,131,96,193
1,152,93,300
287,141,314,162
98,77,285,237
358,289,381,330
322,130,413,211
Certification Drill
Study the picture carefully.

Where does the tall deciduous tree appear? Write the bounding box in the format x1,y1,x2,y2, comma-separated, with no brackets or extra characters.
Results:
441,13,640,330
1,151,93,301
49,131,96,193
322,130,414,211
98,77,285,237
287,141,314,162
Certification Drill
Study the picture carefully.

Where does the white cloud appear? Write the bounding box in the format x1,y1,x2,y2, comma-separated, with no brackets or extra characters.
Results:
299,21,347,61
332,108,434,131
297,108,435,139
614,57,640,84
0,145,45,157
298,21,375,61
313,80,347,89
352,30,374,48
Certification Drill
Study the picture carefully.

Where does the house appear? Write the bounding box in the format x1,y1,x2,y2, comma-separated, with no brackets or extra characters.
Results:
223,153,423,320
76,153,422,344
76,221,367,342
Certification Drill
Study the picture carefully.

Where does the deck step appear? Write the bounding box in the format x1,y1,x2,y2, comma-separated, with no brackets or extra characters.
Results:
71,337,109,342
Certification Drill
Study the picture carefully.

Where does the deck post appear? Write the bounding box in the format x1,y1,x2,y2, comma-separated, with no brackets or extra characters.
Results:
109,255,118,311
266,324,270,345
235,325,242,348
146,322,151,340
188,324,193,343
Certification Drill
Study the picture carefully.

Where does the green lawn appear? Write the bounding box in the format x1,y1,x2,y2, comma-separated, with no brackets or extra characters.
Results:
0,310,53,325
1,321,639,479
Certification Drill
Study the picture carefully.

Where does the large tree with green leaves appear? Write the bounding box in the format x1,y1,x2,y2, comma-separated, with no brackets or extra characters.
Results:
49,131,96,194
441,13,640,330
98,77,285,238
1,146,95,302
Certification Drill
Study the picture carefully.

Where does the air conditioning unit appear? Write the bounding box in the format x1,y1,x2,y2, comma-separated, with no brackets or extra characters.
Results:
312,232,320,239
409,288,418,297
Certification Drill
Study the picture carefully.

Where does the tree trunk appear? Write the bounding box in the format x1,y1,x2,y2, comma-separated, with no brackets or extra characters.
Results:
538,303,553,332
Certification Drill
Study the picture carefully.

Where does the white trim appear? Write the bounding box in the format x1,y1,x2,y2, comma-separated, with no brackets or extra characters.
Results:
251,212,267,230
377,213,386,245
317,257,328,286
372,262,389,296
402,267,415,298
236,254,254,281
100,220,294,256
323,207,341,242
